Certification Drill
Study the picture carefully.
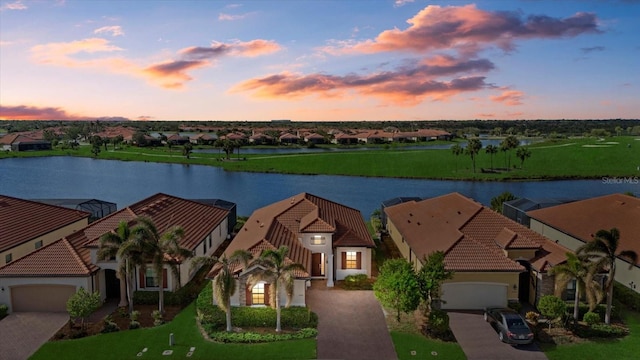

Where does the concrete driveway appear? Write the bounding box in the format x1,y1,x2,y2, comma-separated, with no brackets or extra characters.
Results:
448,311,548,360
307,286,398,360
0,312,69,360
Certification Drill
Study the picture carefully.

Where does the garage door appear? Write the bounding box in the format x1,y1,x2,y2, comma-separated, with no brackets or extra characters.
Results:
11,285,76,312
441,282,507,310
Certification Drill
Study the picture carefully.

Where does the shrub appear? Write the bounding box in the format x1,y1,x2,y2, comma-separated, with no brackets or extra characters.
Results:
508,301,522,312
583,311,600,325
428,310,450,335
342,274,373,290
152,310,164,326
129,320,141,330
130,310,140,322
117,307,128,318
575,323,628,338
526,311,540,324
538,295,566,329
0,304,8,320
564,303,620,322
101,315,119,333
207,328,317,343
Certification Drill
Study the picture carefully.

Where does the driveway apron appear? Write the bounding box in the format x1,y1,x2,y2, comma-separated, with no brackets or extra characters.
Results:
448,311,548,360
0,312,69,360
307,287,398,360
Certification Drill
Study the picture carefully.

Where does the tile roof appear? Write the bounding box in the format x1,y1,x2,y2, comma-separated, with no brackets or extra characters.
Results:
0,238,94,277
528,193,640,258
0,193,231,278
209,193,373,279
0,194,90,252
385,193,568,272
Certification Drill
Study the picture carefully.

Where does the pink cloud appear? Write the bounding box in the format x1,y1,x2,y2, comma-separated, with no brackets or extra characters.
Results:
0,105,86,120
491,89,525,106
94,25,125,37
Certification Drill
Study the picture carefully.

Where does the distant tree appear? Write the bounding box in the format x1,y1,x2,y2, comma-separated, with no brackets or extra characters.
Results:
133,131,148,147
90,135,102,157
416,251,454,312
615,126,623,137
42,129,56,142
112,135,124,150
66,288,101,332
485,144,498,170
490,191,517,214
465,138,482,173
451,143,463,172
491,127,503,137
374,258,420,322
500,135,519,169
214,139,237,160
182,142,193,159
516,147,532,168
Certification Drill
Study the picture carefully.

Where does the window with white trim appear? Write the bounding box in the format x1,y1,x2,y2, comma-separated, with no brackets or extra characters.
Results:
252,283,265,305
310,235,326,245
345,251,357,269
145,268,159,288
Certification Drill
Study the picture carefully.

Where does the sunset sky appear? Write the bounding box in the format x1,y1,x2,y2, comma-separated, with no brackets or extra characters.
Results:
1,0,638,121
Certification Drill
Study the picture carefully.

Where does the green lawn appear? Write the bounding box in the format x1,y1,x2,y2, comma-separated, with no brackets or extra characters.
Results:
2,136,638,181
391,332,466,360
30,303,316,360
541,311,640,360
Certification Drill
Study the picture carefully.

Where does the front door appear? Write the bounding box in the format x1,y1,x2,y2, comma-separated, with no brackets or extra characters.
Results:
312,253,324,277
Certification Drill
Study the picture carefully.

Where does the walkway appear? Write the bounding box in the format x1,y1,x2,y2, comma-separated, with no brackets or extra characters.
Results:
0,312,69,360
306,283,397,360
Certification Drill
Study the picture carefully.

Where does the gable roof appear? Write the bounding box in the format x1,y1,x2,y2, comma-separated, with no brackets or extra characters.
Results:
528,193,640,259
385,193,568,272
0,194,90,252
0,193,232,277
0,238,95,277
209,193,373,279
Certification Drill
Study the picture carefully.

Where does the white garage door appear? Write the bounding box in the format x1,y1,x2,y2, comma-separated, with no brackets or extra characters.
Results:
11,285,76,312
441,282,508,310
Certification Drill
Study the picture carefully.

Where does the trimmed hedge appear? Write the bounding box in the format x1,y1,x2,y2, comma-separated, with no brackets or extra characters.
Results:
196,285,318,330
614,282,640,311
564,303,620,322
204,328,317,343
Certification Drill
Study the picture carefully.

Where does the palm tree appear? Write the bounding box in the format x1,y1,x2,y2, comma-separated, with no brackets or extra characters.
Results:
550,252,603,320
249,246,306,332
191,250,252,332
451,143,463,172
500,135,519,169
132,217,193,314
485,144,498,170
516,147,531,168
465,138,482,173
577,228,638,324
97,220,141,313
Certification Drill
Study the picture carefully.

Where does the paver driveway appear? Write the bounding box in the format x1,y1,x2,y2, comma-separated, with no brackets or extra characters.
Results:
448,311,548,360
0,312,68,360
306,286,397,360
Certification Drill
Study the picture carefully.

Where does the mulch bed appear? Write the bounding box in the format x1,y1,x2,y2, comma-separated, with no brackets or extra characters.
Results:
52,304,182,340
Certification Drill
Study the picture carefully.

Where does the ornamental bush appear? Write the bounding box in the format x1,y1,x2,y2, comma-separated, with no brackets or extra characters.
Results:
583,311,600,325
207,328,318,343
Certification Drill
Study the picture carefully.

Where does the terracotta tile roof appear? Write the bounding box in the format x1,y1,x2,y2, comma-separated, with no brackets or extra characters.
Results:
0,238,94,277
0,194,90,252
528,193,640,258
208,193,373,279
385,193,567,272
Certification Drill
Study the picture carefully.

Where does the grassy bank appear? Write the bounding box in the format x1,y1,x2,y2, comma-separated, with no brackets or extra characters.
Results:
2,137,638,181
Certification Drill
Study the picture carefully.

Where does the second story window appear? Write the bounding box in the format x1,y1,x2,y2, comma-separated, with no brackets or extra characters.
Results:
310,235,326,245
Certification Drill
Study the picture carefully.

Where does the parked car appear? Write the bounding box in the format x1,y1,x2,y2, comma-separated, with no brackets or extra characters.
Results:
484,307,534,345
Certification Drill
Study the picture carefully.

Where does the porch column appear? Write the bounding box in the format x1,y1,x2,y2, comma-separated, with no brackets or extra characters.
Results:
117,273,128,307
326,253,334,287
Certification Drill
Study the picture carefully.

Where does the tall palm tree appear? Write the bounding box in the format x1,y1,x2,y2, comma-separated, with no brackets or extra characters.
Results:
550,252,603,320
577,228,638,324
465,138,482,173
191,250,252,332
97,220,141,313
485,144,498,170
249,246,306,332
451,143,463,172
132,217,193,314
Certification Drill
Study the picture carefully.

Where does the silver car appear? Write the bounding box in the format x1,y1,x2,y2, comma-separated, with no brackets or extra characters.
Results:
484,307,534,345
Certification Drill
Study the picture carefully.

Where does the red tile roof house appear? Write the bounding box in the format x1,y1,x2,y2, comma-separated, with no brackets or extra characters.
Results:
0,133,52,151
384,193,570,310
528,193,640,294
0,193,234,313
207,193,375,307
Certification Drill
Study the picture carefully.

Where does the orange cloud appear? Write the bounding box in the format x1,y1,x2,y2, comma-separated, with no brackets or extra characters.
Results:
491,90,525,106
30,38,281,89
323,4,600,55
0,105,87,120
232,56,494,105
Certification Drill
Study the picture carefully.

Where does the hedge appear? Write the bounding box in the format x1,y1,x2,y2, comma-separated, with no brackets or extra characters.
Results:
204,328,317,343
564,303,620,322
196,285,318,330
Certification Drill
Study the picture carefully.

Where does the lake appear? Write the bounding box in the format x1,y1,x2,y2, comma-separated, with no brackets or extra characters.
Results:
0,157,637,217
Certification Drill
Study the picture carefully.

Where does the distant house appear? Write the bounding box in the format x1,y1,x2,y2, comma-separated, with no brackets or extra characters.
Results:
249,133,275,145
190,133,217,145
528,193,640,293
207,193,375,307
384,193,569,309
279,132,300,145
332,132,359,145
304,133,326,144
166,134,190,145
0,193,235,313
0,134,51,151
355,130,394,144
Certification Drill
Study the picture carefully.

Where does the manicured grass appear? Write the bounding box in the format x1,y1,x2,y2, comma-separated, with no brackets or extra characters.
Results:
3,136,639,180
391,332,466,360
541,311,640,360
30,303,316,360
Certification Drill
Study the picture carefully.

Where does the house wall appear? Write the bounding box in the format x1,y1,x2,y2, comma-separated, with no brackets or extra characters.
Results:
218,278,306,307
1,218,89,265
0,276,93,313
530,219,640,294
386,220,421,270
335,247,372,280
179,219,229,287
445,272,520,301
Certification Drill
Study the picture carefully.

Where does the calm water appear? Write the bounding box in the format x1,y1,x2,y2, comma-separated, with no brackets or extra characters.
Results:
0,157,637,217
